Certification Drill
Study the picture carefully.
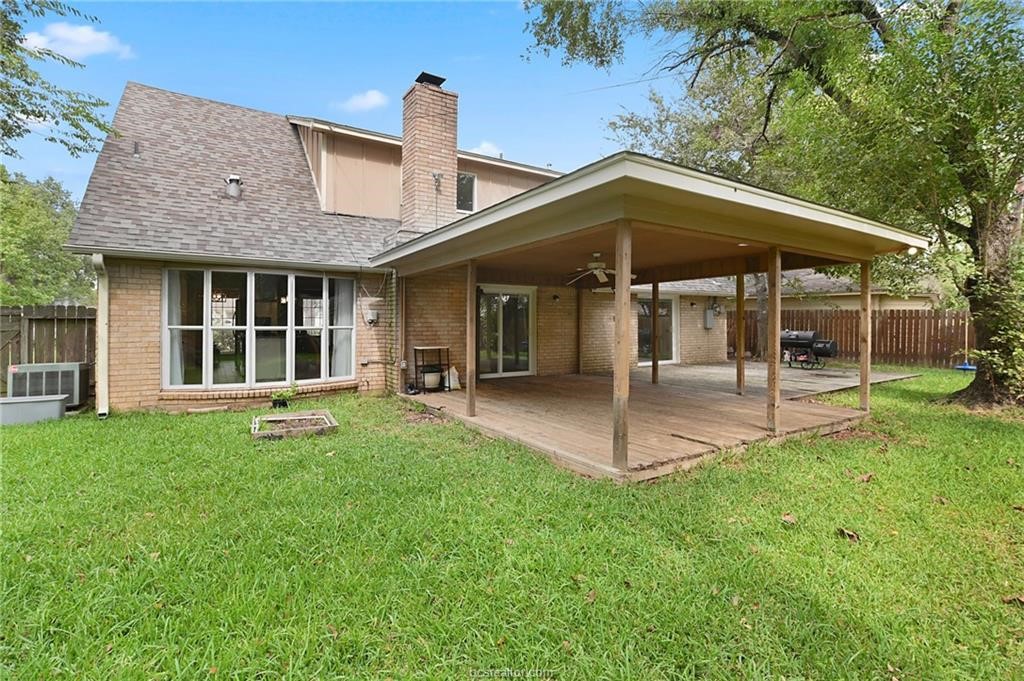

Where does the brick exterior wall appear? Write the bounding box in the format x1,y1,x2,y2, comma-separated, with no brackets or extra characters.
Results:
677,295,728,365
104,258,390,413
535,286,578,376
103,258,726,412
393,81,459,246
403,267,467,386
107,260,162,411
402,267,579,385
578,291,639,374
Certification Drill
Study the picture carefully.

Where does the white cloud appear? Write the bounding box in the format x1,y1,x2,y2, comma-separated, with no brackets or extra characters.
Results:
333,89,389,113
16,113,55,132
469,140,502,157
22,22,135,60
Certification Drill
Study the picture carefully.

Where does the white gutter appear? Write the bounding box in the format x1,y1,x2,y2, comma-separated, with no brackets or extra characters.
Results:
91,253,110,419
66,246,391,274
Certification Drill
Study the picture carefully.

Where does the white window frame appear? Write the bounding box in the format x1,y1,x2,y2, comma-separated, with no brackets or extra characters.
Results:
478,284,536,379
162,267,357,390
209,270,250,389
456,171,477,214
326,277,356,381
252,271,291,386
161,268,206,388
637,295,679,366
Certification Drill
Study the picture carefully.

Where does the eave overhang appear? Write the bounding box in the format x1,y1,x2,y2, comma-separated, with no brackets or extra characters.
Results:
370,152,928,281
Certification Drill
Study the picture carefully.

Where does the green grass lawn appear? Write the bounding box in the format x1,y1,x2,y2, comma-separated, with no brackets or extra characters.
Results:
3,370,1022,679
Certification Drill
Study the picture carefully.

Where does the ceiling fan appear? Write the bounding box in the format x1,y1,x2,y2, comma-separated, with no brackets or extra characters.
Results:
566,252,637,287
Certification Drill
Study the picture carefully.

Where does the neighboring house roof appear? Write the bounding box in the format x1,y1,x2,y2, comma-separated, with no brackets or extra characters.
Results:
632,277,735,298
69,82,399,269
772,269,936,298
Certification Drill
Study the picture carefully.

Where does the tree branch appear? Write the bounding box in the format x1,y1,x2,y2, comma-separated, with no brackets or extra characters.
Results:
848,0,891,44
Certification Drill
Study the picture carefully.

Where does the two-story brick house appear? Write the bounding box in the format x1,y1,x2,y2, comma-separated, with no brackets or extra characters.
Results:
69,73,729,415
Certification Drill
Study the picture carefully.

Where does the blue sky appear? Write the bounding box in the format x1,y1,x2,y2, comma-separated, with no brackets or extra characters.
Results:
9,2,682,200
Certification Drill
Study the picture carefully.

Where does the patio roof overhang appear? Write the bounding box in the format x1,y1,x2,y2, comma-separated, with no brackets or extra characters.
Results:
370,152,928,284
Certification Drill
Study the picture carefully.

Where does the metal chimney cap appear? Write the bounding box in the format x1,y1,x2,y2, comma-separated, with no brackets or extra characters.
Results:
415,72,446,87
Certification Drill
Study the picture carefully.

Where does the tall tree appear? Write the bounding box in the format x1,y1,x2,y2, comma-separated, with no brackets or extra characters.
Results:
0,165,94,304
610,55,785,360
1,0,111,158
527,0,1024,404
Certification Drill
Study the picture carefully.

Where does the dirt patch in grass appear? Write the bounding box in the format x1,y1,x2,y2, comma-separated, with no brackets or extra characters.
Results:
828,427,897,444
405,410,443,425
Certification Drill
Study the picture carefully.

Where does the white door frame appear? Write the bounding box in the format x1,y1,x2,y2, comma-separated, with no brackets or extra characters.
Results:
637,295,679,366
478,284,537,378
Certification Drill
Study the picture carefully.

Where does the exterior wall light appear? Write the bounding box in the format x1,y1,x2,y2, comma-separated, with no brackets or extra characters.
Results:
225,175,243,198
907,246,919,256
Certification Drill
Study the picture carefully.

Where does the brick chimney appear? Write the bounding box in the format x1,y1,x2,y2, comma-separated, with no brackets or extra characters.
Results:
389,72,459,247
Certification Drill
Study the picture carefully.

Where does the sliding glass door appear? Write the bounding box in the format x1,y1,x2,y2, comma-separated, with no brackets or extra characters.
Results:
638,298,676,365
478,286,535,378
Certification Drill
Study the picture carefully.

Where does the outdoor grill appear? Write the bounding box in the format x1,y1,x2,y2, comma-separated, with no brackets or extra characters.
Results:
780,330,839,369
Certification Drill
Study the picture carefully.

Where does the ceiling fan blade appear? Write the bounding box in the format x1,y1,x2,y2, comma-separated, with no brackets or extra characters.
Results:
595,269,609,284
566,271,590,285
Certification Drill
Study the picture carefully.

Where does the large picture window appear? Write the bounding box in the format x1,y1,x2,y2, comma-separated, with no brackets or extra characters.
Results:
163,269,356,389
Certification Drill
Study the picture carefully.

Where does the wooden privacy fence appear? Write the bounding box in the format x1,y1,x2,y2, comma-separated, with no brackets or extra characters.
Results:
0,305,96,394
727,308,975,367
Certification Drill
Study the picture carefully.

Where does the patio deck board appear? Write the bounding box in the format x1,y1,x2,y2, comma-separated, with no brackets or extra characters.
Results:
405,372,872,481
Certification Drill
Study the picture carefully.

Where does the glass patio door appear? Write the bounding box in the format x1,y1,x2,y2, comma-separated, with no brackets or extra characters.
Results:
478,286,535,378
638,299,675,364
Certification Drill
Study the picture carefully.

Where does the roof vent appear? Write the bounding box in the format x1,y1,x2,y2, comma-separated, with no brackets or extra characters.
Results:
224,174,243,198
415,72,445,87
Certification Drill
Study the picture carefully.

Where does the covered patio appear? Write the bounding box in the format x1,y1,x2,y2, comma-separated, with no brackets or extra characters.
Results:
407,374,866,481
374,152,927,480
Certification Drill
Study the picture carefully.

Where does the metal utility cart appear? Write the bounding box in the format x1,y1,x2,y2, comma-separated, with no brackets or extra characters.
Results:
412,346,451,392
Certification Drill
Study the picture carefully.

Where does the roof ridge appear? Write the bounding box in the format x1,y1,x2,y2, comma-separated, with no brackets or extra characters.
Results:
124,81,286,119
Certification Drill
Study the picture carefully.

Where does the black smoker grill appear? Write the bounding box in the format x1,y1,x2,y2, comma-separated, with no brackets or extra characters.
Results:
780,330,839,369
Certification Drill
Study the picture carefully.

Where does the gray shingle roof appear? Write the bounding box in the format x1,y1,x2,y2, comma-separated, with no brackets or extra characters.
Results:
632,277,735,297
69,82,398,268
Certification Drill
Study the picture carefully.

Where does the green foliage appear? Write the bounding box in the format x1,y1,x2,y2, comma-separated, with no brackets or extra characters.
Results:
0,164,94,304
527,0,1024,402
4,378,1023,676
270,384,297,402
1,0,111,158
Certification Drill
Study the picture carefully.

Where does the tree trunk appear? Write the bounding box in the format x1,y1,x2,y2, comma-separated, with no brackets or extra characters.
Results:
753,273,769,361
952,188,1024,406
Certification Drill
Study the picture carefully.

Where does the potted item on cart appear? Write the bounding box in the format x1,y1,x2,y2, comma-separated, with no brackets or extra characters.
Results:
421,364,444,391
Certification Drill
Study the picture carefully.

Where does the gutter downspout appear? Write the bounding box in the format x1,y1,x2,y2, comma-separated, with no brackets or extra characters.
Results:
91,254,110,418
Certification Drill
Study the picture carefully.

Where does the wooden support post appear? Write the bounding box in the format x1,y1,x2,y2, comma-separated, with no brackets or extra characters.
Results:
466,260,477,417
735,273,745,395
612,220,632,471
651,280,659,384
767,247,781,433
859,260,871,412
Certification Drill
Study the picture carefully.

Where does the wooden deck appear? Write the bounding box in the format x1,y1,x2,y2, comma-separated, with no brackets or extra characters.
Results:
636,362,917,400
404,374,870,482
